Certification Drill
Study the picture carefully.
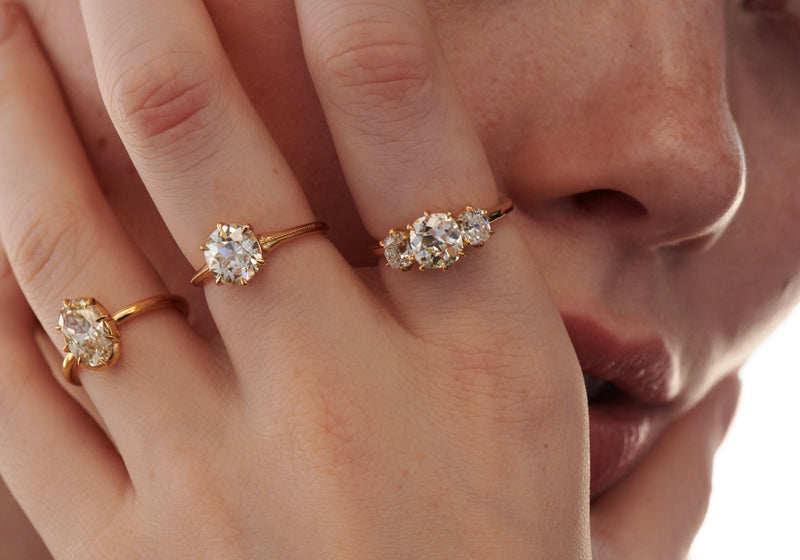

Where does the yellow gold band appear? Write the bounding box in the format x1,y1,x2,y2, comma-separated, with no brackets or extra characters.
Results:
57,295,188,386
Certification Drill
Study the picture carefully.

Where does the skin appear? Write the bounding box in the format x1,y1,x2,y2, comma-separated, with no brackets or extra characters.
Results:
0,0,797,558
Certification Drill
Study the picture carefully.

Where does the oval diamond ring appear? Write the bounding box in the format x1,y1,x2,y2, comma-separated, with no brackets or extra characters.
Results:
56,295,189,385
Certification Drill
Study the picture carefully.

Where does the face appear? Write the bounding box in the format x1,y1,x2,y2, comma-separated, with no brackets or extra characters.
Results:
20,0,800,496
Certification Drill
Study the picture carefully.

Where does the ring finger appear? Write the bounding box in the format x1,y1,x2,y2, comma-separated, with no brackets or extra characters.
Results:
0,5,217,459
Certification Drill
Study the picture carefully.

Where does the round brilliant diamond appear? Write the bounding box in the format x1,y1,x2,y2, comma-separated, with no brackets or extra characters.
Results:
408,213,464,269
203,224,263,285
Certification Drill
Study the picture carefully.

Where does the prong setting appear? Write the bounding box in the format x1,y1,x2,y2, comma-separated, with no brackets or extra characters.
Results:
202,223,264,285
379,201,511,271
57,298,119,370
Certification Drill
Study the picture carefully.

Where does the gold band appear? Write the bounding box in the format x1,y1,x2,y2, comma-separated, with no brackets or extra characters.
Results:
375,198,514,270
485,198,514,224
111,294,189,325
191,221,328,286
57,295,188,386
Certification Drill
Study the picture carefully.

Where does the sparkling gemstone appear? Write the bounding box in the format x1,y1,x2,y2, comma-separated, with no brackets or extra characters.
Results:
57,299,117,368
408,213,464,269
203,224,263,285
383,231,414,270
458,207,492,246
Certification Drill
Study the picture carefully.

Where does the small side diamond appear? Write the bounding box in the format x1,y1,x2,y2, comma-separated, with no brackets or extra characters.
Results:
57,299,117,368
203,224,264,285
409,213,464,269
382,231,414,270
458,207,491,246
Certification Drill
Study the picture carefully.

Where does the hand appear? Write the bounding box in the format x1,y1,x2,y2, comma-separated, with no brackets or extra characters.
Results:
0,2,590,558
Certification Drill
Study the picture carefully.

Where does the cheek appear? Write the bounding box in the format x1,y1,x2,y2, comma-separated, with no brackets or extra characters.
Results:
712,7,800,354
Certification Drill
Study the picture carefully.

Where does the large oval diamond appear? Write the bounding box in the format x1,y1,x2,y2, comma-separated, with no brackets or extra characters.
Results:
57,298,117,368
408,213,464,269
203,224,264,285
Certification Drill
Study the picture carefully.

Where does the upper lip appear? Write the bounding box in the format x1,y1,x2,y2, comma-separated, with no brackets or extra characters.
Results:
561,313,677,405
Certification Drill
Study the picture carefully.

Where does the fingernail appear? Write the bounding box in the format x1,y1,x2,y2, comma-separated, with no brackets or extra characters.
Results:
0,3,20,43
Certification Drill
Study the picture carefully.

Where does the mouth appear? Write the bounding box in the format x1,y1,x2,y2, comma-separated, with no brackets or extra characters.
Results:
561,313,677,497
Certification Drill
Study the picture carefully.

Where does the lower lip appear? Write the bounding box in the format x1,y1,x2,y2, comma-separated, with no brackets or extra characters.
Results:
588,396,663,496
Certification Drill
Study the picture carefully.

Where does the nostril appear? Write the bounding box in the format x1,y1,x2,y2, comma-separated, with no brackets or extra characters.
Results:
573,189,648,221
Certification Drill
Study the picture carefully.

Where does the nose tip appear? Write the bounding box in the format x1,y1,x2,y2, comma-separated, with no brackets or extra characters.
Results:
632,113,746,248
507,110,747,251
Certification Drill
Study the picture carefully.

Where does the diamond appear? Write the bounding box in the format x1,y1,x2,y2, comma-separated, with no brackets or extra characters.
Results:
203,224,264,285
382,231,414,270
57,298,118,369
458,207,492,246
408,213,464,269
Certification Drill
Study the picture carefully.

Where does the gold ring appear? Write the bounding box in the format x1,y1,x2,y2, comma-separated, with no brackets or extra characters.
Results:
377,199,513,270
56,295,189,386
191,222,328,286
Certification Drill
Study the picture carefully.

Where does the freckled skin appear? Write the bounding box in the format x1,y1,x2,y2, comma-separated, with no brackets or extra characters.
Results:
2,0,799,557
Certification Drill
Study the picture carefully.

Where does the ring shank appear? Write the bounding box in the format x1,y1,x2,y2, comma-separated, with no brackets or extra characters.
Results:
112,294,189,324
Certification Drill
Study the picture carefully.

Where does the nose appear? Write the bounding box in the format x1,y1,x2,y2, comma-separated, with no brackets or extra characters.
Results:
506,2,746,249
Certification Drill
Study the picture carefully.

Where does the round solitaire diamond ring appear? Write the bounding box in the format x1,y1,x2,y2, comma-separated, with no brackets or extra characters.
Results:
191,222,328,286
378,199,513,271
56,295,188,385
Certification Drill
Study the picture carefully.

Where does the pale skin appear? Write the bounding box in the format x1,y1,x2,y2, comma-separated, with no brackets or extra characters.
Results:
0,0,798,558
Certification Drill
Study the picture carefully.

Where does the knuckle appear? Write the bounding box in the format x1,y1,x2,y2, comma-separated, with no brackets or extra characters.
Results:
76,519,126,560
316,18,437,112
75,501,134,560
418,336,575,432
279,364,374,480
105,46,221,148
5,193,90,300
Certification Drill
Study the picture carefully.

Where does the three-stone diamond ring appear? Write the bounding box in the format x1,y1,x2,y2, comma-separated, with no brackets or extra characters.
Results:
378,199,514,270
191,222,328,286
56,295,189,386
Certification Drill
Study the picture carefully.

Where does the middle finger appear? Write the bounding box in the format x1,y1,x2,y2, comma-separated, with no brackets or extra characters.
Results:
77,0,358,361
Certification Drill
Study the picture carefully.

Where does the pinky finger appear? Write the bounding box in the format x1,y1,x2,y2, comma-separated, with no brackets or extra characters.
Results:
589,375,741,560
0,252,130,557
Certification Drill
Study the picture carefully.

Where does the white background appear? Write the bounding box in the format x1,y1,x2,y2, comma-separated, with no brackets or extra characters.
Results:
690,306,800,558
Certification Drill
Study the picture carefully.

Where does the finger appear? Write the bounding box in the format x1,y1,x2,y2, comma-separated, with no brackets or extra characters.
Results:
77,0,314,241
0,246,129,556
35,328,109,434
296,3,591,501
297,0,497,221
77,0,357,350
0,4,217,458
590,375,741,560
295,0,532,322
